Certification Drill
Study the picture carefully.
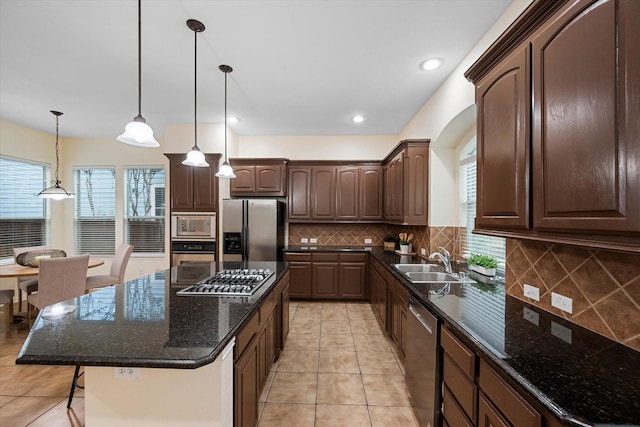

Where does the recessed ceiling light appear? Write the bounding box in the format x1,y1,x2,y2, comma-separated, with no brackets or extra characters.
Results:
420,58,443,71
352,115,365,123
227,117,239,124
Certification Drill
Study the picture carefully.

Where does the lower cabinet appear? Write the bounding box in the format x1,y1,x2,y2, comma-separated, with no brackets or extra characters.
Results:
390,279,408,362
285,253,312,298
369,262,387,331
234,273,289,427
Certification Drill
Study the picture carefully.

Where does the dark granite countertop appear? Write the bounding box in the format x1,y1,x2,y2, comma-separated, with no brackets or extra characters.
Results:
367,247,640,427
16,261,289,369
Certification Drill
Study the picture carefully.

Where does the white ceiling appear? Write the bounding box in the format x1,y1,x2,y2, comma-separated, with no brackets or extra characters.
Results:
0,0,511,139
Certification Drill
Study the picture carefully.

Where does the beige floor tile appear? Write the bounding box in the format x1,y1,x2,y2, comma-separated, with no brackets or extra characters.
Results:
0,395,16,408
321,310,350,321
368,405,420,427
259,365,278,403
353,333,391,353
317,373,366,405
321,319,353,335
289,318,321,335
319,351,360,373
315,404,371,427
266,372,317,403
276,350,319,373
350,319,385,335
28,398,85,427
284,333,320,351
319,333,355,352
258,403,315,427
362,375,411,406
357,351,402,375
0,396,61,426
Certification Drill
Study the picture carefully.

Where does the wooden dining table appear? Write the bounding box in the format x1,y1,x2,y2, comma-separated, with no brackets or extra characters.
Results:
0,257,105,278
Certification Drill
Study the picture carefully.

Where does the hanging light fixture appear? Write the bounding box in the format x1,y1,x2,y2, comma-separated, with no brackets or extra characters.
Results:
215,65,236,178
36,111,75,200
182,19,209,167
117,0,159,148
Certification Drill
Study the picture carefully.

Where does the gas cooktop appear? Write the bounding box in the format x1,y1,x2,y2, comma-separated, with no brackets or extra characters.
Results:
177,268,274,296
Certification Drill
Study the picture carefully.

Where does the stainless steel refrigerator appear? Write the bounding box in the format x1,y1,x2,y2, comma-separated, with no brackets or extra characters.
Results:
222,199,286,261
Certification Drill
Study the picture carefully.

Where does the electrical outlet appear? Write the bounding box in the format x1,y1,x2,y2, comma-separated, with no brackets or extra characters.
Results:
421,248,426,256
551,292,573,313
523,307,540,326
364,238,372,244
523,284,540,301
301,238,308,243
114,367,140,380
310,238,318,244
551,321,572,344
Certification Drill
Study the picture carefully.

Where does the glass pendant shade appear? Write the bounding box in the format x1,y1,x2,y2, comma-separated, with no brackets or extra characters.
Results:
215,161,236,178
182,146,209,167
37,110,75,200
117,116,159,147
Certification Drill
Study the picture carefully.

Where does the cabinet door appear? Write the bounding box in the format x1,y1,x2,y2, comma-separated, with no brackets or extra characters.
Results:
288,167,312,220
281,282,290,348
288,262,312,298
168,156,194,211
311,167,336,220
360,166,383,220
476,44,530,230
336,167,359,220
192,160,218,211
235,338,259,427
230,166,256,194
338,262,366,299
312,262,338,298
385,154,403,222
532,0,640,234
404,145,429,225
257,323,268,390
478,394,510,427
256,165,284,194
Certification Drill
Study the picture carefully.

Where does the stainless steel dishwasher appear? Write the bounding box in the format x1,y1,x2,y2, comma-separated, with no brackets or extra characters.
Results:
406,295,442,427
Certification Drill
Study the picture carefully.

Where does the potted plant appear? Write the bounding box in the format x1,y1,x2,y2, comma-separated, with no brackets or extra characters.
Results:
467,253,498,277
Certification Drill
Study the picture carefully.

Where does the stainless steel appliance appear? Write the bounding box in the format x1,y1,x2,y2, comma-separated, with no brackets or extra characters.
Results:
171,212,216,240
177,268,274,296
222,199,285,262
171,240,216,266
407,296,441,427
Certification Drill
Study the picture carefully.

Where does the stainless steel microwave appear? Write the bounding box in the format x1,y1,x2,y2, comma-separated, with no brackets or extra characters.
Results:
171,213,216,240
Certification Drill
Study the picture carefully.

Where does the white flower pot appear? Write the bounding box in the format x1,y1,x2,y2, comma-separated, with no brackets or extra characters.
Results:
399,244,410,253
470,265,496,277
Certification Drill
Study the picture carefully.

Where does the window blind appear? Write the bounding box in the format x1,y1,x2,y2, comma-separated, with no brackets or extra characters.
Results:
0,156,49,260
74,168,115,255
124,168,165,253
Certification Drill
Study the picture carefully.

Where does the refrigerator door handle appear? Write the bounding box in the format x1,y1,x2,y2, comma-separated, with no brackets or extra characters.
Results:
243,201,249,261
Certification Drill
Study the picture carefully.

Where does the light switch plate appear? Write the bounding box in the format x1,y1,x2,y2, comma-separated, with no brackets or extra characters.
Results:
310,238,318,244
523,284,540,301
301,238,308,243
364,238,372,244
421,248,426,255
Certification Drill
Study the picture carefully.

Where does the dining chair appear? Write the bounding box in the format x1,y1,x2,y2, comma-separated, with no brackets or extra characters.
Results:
13,245,51,312
0,289,14,331
85,243,133,291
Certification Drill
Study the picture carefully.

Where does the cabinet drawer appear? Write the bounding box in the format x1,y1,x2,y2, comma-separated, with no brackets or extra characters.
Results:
441,327,476,379
443,385,473,427
479,360,541,427
236,311,259,358
443,354,477,421
285,252,311,262
339,252,367,262
312,252,339,262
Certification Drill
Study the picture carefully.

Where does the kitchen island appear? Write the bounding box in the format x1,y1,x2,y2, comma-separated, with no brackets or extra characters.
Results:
16,261,289,426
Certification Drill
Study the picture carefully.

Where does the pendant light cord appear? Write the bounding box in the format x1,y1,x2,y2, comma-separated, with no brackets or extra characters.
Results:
54,113,60,184
224,70,227,159
137,0,142,118
193,28,198,149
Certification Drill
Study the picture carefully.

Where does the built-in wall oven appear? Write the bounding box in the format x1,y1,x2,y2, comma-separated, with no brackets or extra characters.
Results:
170,212,216,267
171,240,216,267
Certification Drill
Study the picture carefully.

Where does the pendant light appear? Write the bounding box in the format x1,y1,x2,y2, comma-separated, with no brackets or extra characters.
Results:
182,19,209,167
215,65,236,178
117,0,159,148
36,111,75,200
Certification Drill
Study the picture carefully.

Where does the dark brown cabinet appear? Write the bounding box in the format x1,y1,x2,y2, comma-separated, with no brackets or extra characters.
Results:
383,140,430,226
467,0,640,251
284,252,312,298
312,253,339,298
390,280,408,361
369,258,389,332
338,253,367,299
229,158,288,197
234,334,259,427
165,153,221,212
288,163,383,222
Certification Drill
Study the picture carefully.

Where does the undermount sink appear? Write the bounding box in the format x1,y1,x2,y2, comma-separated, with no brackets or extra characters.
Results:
393,263,443,273
404,271,476,284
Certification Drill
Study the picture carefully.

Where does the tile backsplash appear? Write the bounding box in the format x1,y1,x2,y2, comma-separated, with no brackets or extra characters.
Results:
506,238,640,351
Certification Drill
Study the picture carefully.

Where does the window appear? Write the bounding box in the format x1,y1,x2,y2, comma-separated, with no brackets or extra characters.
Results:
459,138,506,272
0,156,49,261
124,168,165,253
74,168,116,255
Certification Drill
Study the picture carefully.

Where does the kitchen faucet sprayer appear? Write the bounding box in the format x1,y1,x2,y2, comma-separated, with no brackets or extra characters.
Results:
429,247,452,274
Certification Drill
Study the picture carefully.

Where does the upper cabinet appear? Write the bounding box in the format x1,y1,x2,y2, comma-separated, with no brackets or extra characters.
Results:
383,140,430,226
165,153,221,212
229,158,288,197
287,162,383,223
466,0,640,252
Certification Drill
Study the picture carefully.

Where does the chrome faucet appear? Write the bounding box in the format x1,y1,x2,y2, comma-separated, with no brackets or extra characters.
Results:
429,247,452,274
